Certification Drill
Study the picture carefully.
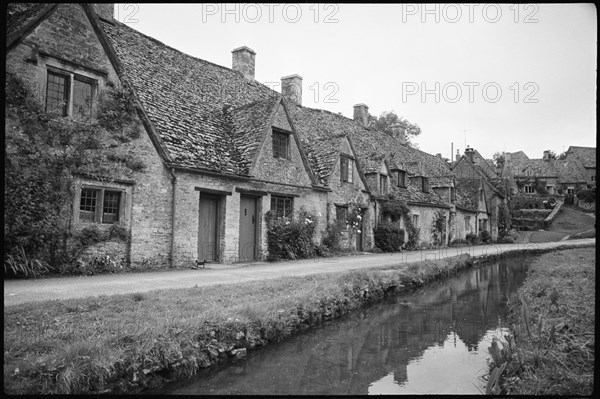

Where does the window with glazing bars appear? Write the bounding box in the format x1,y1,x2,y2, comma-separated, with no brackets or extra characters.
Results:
270,196,293,218
336,205,349,228
272,131,290,159
46,71,69,116
79,187,122,224
340,156,354,183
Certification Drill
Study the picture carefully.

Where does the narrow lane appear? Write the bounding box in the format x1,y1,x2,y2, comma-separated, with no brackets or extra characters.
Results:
4,239,595,306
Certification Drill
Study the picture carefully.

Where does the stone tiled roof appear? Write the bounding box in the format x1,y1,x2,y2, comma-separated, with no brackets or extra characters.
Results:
99,19,281,176
523,159,559,177
454,178,480,212
285,102,363,186
567,146,596,168
555,160,588,184
7,3,56,48
508,150,529,160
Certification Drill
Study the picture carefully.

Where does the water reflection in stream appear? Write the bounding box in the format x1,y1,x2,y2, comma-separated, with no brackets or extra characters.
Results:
156,256,532,395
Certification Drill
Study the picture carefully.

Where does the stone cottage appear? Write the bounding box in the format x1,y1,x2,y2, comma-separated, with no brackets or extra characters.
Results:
6,3,498,269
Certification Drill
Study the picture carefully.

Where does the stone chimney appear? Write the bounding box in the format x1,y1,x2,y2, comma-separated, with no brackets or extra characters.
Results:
281,74,302,105
353,104,369,127
505,152,511,162
92,4,114,20
465,147,475,163
232,46,256,80
455,149,460,162
543,150,551,160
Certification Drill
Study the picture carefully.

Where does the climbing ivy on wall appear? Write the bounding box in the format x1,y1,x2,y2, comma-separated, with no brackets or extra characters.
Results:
379,197,420,249
4,73,144,276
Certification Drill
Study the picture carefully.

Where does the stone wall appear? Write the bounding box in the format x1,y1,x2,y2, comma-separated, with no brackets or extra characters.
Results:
7,3,175,270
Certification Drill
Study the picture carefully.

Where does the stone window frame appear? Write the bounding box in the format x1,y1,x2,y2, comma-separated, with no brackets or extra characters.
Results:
524,185,534,194
340,155,354,184
44,65,98,121
272,129,291,160
270,195,293,219
566,186,575,195
72,179,132,228
464,215,471,232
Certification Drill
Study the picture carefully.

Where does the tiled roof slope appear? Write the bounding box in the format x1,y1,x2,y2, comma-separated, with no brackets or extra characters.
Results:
454,178,480,212
7,3,55,48
99,19,281,176
567,146,596,168
555,160,587,183
285,102,358,186
508,151,529,160
347,127,449,207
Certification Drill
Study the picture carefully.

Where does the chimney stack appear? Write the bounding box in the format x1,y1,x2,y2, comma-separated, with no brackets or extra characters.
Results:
353,103,369,127
281,74,302,105
465,147,475,163
92,4,114,20
543,150,551,160
232,46,256,80
455,149,460,162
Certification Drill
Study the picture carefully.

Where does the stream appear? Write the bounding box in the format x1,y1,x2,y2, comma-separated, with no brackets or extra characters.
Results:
154,255,532,395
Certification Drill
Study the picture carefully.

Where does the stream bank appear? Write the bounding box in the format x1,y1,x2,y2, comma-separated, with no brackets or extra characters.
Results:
3,242,594,394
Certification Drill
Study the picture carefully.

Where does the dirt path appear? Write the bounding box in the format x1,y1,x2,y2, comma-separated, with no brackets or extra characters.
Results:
4,238,595,307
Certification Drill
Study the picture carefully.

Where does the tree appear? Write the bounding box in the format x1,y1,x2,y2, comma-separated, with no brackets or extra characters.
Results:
558,151,567,160
492,152,505,168
369,111,421,147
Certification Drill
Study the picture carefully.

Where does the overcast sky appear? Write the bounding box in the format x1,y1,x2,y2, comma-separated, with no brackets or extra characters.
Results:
115,3,596,160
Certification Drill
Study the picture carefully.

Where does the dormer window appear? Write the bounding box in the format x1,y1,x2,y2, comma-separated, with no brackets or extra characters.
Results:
340,155,354,183
397,170,406,188
422,177,429,193
272,130,290,159
46,68,95,121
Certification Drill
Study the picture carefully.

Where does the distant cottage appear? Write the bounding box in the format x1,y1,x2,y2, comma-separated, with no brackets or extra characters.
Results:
6,3,505,268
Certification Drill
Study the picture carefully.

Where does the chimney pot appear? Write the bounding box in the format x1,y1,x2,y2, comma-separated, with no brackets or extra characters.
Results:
232,46,256,80
281,74,302,105
353,103,369,127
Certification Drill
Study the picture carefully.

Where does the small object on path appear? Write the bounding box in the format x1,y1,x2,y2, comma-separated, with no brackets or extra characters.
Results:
549,288,560,312
191,259,205,270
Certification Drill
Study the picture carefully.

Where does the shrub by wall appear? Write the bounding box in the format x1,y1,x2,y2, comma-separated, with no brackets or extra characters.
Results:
265,210,317,261
374,221,405,252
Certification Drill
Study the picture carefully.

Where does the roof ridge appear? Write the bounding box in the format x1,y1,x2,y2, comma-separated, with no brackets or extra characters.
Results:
107,19,281,98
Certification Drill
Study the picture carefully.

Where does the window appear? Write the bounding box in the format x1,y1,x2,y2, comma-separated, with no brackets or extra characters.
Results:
566,187,575,195
479,219,487,232
524,185,534,194
340,156,354,183
464,216,471,232
46,69,95,121
46,71,69,116
450,187,456,203
272,131,290,159
79,187,122,224
422,177,429,193
270,196,293,218
591,175,596,181
397,170,406,188
412,214,420,228
379,174,388,195
336,205,349,228
479,189,484,200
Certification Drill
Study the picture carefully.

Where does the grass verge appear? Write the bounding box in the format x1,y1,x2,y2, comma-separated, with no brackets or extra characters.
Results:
4,254,473,394
483,247,595,395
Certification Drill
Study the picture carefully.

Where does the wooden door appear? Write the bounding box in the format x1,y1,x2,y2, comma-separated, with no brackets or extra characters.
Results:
239,196,257,261
198,195,218,262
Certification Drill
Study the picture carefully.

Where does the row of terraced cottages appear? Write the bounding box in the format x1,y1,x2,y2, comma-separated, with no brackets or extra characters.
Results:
6,3,506,267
